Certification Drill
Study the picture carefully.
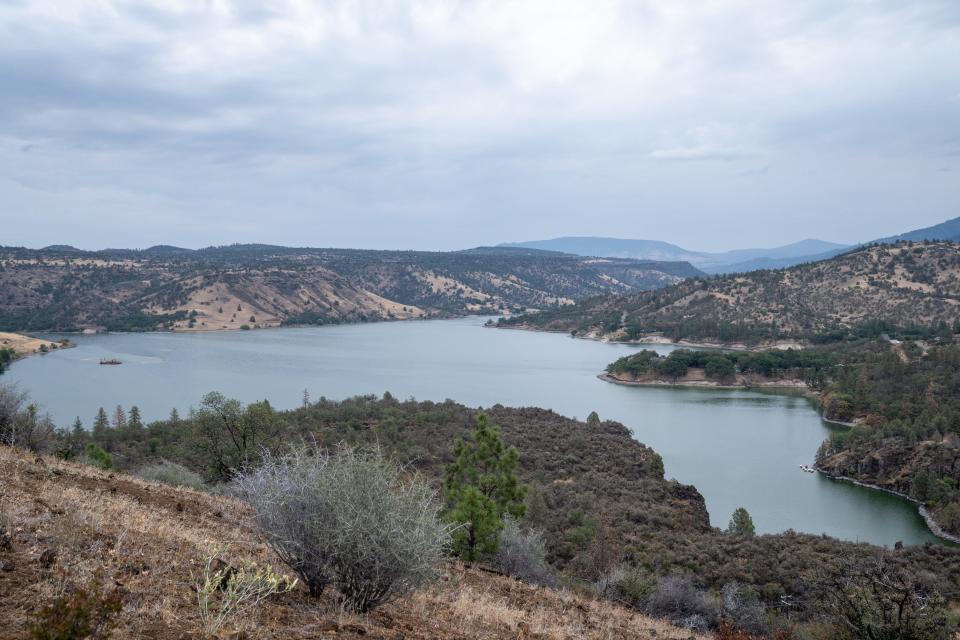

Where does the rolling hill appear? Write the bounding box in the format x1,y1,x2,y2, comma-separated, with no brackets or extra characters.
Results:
874,215,960,244
0,244,702,332
499,237,849,273
498,241,960,345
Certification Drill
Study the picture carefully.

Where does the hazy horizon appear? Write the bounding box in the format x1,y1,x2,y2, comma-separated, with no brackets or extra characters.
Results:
1,233,877,255
2,1,958,252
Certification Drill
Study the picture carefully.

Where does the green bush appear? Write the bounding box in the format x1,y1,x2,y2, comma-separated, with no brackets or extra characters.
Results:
83,443,113,471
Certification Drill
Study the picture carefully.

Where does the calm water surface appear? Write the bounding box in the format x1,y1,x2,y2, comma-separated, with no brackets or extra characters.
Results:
7,317,939,546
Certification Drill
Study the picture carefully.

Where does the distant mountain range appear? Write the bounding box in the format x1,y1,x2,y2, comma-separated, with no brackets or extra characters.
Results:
499,215,960,273
873,216,960,244
498,237,850,273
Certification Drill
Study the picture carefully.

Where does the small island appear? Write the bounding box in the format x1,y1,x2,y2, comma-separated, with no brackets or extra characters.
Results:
602,348,833,390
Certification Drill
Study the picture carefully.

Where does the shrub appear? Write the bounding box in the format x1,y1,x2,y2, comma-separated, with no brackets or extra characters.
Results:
645,574,717,631
0,384,56,453
30,573,122,640
595,564,655,609
719,582,768,636
491,517,557,587
234,445,451,612
195,545,297,634
83,443,113,471
811,554,951,640
136,460,206,491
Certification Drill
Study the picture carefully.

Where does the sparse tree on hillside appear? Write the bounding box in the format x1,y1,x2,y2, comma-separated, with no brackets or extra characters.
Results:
727,507,756,537
445,413,526,561
192,392,284,480
112,405,126,430
66,416,88,458
646,452,665,480
92,407,109,443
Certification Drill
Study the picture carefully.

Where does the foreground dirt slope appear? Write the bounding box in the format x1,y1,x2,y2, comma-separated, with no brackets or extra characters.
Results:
0,445,707,640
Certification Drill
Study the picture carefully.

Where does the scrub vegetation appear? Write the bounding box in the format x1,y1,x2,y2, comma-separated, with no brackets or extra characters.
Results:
3,385,959,638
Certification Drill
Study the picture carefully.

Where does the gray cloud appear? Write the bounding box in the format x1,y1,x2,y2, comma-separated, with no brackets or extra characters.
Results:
1,0,958,252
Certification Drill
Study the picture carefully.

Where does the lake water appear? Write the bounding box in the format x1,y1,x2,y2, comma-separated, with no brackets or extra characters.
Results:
5,316,940,546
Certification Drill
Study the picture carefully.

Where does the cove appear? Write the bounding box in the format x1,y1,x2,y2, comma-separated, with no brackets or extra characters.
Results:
5,316,940,546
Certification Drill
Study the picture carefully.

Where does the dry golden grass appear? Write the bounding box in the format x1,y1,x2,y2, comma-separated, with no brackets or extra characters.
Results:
0,445,709,639
0,332,60,357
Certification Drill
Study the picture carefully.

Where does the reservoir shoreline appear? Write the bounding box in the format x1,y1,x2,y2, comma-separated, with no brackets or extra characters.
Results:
4,317,940,547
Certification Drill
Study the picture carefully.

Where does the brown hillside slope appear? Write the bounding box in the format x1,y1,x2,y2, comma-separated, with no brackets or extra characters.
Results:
500,242,960,344
0,445,707,640
0,246,701,332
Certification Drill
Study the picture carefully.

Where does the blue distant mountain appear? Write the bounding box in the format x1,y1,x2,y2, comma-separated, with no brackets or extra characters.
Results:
873,215,960,244
498,237,850,274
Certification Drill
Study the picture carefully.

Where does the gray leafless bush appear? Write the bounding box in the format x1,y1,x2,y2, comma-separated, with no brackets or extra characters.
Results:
0,383,56,453
644,574,717,632
719,581,768,636
233,445,451,612
491,516,557,588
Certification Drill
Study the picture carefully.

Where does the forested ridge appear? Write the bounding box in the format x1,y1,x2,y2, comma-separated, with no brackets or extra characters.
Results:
815,341,960,537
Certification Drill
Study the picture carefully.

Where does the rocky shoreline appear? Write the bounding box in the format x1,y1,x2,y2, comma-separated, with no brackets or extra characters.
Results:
493,323,808,352
598,372,810,391
815,468,960,544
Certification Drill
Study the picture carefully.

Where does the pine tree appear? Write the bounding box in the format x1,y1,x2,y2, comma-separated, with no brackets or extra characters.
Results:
92,407,111,449
69,417,88,457
727,507,756,537
128,406,144,435
445,413,526,561
112,405,126,430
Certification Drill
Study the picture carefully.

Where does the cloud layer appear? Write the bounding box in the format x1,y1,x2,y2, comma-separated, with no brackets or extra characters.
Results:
2,1,958,250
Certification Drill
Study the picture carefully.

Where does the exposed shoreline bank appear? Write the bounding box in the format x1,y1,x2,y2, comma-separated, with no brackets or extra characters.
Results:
815,468,960,545
492,323,807,352
0,331,73,365
597,372,810,391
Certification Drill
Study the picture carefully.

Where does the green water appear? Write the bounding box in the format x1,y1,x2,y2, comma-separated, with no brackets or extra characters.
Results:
6,316,940,546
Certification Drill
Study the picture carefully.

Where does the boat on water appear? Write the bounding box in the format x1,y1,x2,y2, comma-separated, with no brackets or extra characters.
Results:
99,358,122,365
799,464,816,473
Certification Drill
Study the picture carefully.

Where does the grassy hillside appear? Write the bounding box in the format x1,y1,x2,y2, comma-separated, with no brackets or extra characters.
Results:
499,242,960,345
0,244,701,332
0,444,707,640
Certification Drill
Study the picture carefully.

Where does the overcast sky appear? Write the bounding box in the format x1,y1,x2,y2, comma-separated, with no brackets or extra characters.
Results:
1,1,958,252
